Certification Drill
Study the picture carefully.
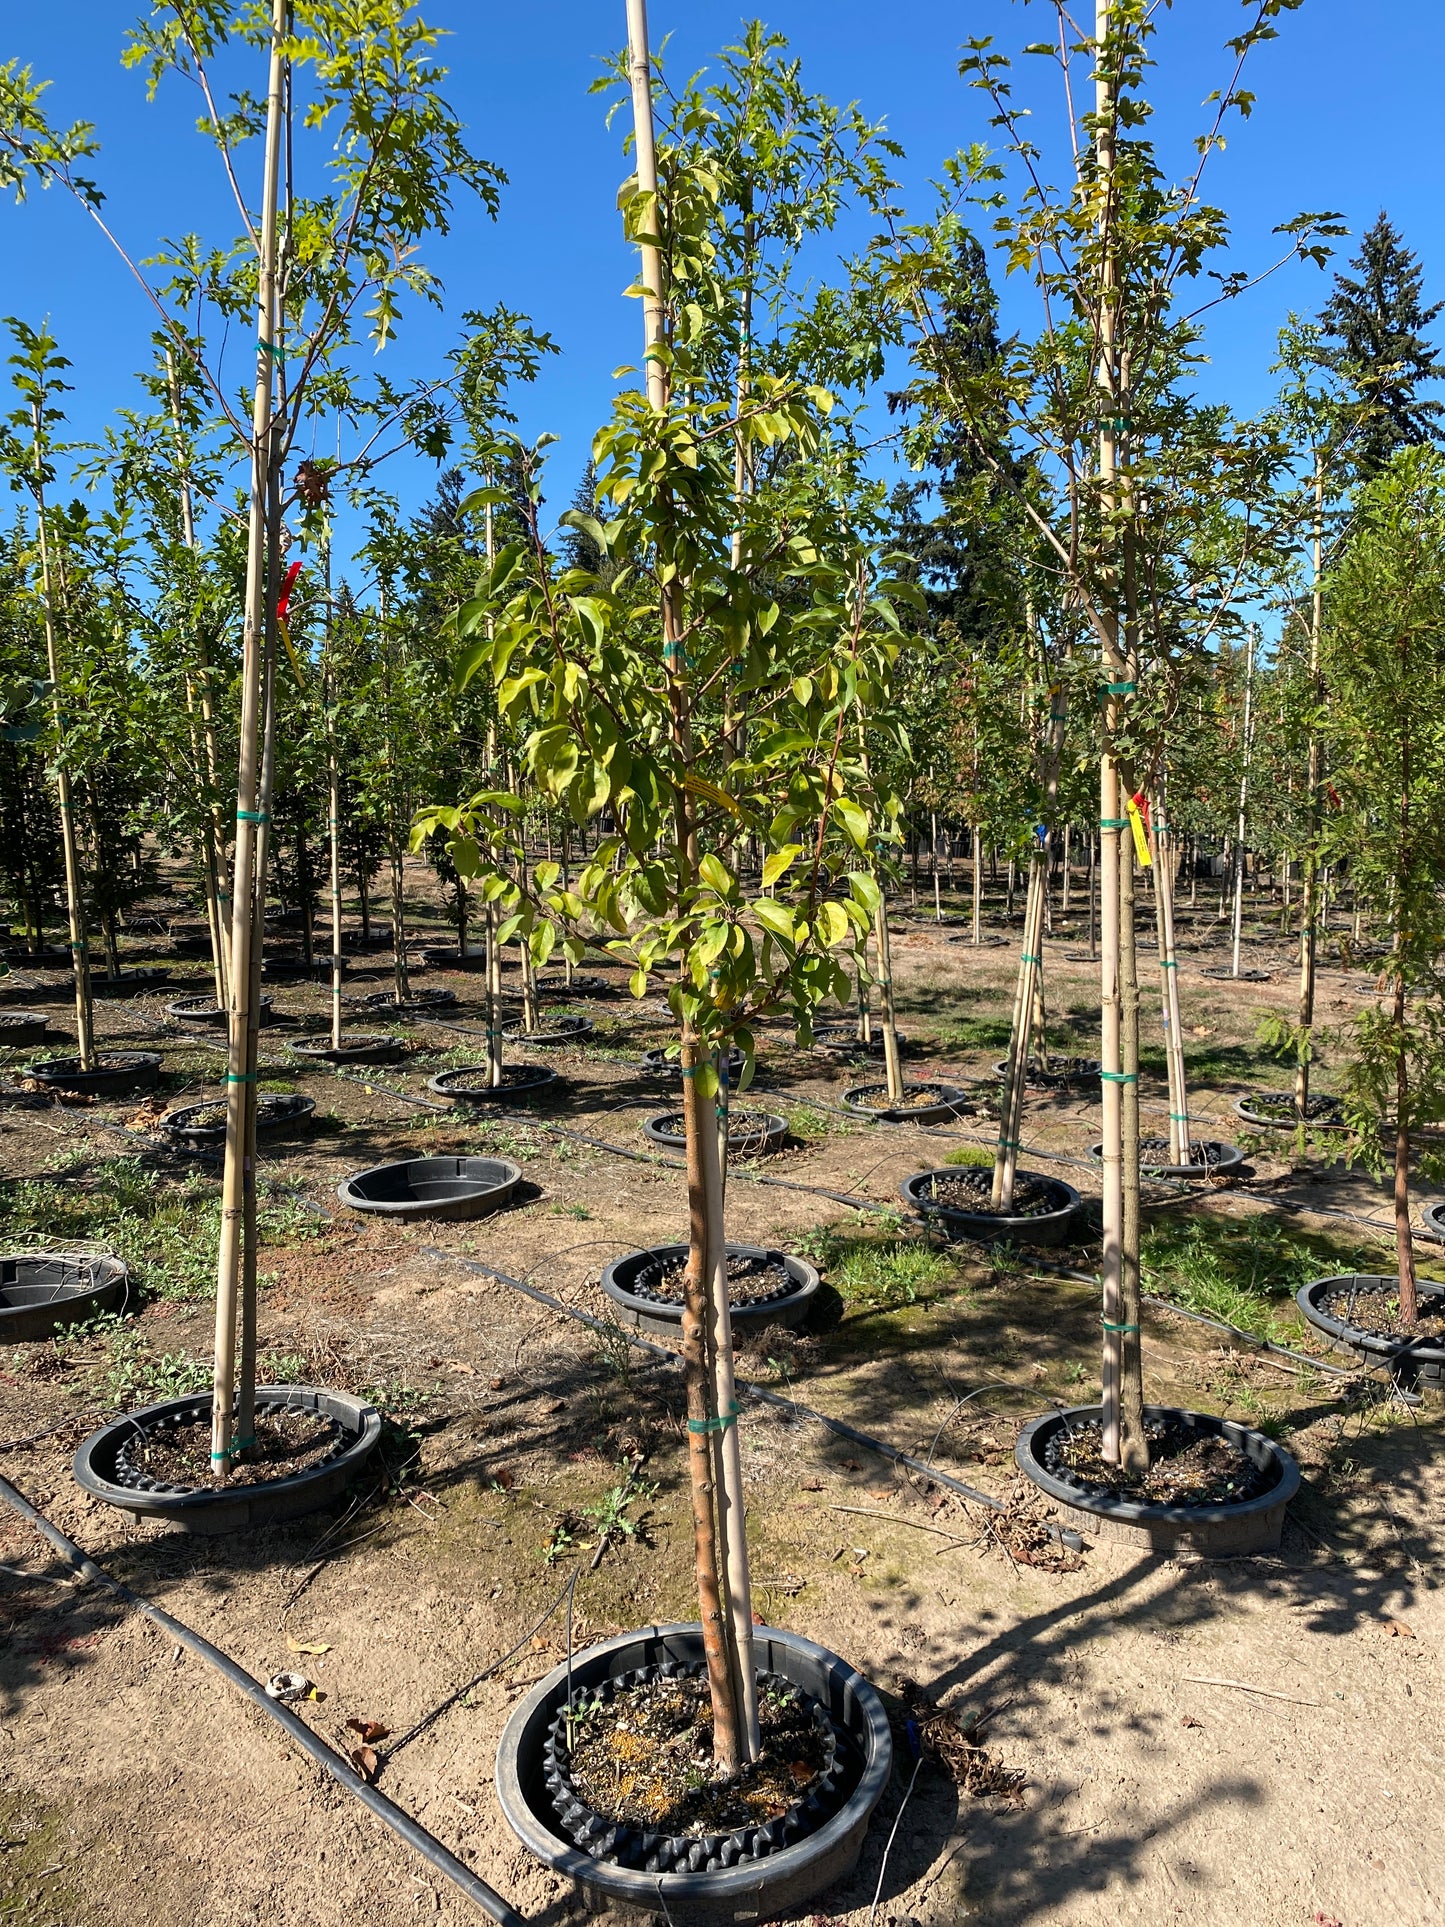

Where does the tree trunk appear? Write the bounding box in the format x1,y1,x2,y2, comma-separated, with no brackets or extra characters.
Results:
1117,817,1147,1468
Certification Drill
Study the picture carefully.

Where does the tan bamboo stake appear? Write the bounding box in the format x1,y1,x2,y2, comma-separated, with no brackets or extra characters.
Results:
1095,0,1134,1468
324,547,344,1051
166,348,230,1008
874,896,904,1102
1294,455,1325,1128
993,860,1046,1209
626,0,754,1765
1118,796,1146,1451
211,0,286,1474
1151,786,1189,1164
30,412,95,1069
971,825,982,941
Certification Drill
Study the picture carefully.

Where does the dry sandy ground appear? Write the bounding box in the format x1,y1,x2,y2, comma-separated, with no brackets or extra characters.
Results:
1,891,1440,1927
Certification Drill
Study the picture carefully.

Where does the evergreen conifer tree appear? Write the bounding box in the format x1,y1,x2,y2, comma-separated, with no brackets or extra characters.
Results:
1321,213,1443,477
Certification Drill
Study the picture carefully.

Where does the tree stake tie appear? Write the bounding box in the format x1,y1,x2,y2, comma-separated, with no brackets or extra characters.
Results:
1099,1070,1137,1084
227,1071,258,1084
1100,1317,1140,1334
688,1400,741,1436
236,809,269,824
1099,816,1128,831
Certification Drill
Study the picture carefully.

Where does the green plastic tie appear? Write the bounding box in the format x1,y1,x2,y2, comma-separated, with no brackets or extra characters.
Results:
231,1434,255,1454
996,1137,1021,1152
1168,1112,1191,1122
1099,1069,1137,1084
1103,680,1137,695
687,1400,741,1436
1161,957,1178,969
1100,1317,1140,1333
1099,817,1128,831
1020,952,1041,966
236,809,269,824
226,1070,257,1084
257,339,285,361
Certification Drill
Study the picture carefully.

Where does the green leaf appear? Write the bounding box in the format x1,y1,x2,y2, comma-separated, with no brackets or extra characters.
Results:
753,899,796,943
848,872,882,917
833,797,870,851
699,853,734,899
761,844,803,888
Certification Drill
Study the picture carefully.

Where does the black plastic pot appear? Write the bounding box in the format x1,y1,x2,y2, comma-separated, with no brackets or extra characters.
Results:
1084,1136,1246,1180
813,1025,908,1057
165,993,275,1029
420,946,488,971
1421,1202,1445,1244
1014,1404,1300,1553
601,1243,820,1341
1202,965,1271,983
644,1046,747,1082
641,1110,788,1159
90,967,170,997
991,1055,1101,1092
1296,1273,1445,1395
0,1012,51,1046
168,934,216,959
73,1385,382,1534
426,1063,560,1105
536,972,613,999
162,1093,316,1148
262,953,331,981
901,1165,1081,1245
495,1622,892,1925
289,1032,405,1065
338,1153,523,1222
0,944,72,967
1233,1090,1346,1132
355,986,459,1016
501,1014,594,1047
23,1051,161,1097
0,1253,130,1343
841,1079,970,1124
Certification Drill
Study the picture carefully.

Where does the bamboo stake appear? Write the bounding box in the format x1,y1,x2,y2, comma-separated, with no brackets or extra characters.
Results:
626,0,753,1766
971,825,982,942
931,807,942,923
211,0,286,1474
1230,626,1256,978
1095,0,1128,1468
1151,784,1189,1165
874,893,904,1103
325,548,344,1052
29,413,94,1069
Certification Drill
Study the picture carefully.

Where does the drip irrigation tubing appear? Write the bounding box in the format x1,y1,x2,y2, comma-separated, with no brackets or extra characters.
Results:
419,1244,1084,1549
0,1471,528,1927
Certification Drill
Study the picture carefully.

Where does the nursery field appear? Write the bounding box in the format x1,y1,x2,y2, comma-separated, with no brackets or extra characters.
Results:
2,871,1440,1927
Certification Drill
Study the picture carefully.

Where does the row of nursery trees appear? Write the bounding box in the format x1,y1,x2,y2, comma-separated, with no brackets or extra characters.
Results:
5,0,1445,1759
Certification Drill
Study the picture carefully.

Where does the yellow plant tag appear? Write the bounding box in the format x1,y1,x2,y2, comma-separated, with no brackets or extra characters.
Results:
1125,795,1152,868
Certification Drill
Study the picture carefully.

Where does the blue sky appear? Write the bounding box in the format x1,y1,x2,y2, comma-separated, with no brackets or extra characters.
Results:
6,0,1443,553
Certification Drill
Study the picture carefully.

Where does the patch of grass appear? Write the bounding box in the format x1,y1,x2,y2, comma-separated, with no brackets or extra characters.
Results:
0,1156,324,1301
931,1015,1014,1052
1140,1213,1343,1340
98,1327,213,1408
943,1143,994,1168
801,1229,953,1309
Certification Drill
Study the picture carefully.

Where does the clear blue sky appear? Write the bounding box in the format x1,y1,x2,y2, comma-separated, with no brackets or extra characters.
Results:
7,0,1443,547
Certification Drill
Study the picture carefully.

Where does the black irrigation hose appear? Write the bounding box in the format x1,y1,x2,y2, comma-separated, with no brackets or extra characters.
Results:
420,1246,1084,1551
0,1471,528,1927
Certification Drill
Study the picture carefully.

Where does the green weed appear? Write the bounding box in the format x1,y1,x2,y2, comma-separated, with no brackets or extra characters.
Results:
1140,1213,1342,1341
943,1143,994,1168
806,1231,952,1309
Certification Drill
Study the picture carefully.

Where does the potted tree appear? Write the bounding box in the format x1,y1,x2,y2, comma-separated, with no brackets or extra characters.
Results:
422,12,896,1912
1297,447,1445,1394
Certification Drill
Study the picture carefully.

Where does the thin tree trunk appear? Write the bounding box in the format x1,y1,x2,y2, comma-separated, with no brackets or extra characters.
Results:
1118,808,1146,1462
1151,788,1189,1165
30,416,95,1068
212,0,285,1473
874,894,903,1103
1295,458,1325,1129
971,826,982,942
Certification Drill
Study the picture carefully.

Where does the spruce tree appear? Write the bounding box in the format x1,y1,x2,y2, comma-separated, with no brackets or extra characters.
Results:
1321,213,1443,478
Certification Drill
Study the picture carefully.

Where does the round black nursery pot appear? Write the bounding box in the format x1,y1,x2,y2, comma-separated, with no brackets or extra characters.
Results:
0,1252,130,1343
289,1032,405,1066
162,1093,315,1148
1233,1090,1346,1132
600,1242,820,1341
166,993,275,1029
991,1055,1101,1093
501,1013,594,1047
842,1079,971,1124
24,1051,161,1098
1296,1273,1445,1395
355,986,458,1016
813,1025,908,1058
644,1045,746,1082
1085,1137,1245,1181
1015,1404,1300,1554
426,1063,560,1105
0,1011,52,1046
641,1110,788,1159
73,1385,383,1534
495,1622,892,1926
901,1165,1081,1245
338,1154,522,1223
90,967,171,997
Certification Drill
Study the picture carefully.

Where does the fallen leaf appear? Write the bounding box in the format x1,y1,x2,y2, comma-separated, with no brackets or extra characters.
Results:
350,1745,379,1782
452,1361,476,1376
1312,1914,1342,1927
1190,1025,1215,1038
1387,1618,1415,1638
489,1376,506,1392
286,1636,331,1655
842,1458,861,1472
345,1717,390,1743
800,1478,824,1493
1180,1714,1203,1729
492,1467,516,1490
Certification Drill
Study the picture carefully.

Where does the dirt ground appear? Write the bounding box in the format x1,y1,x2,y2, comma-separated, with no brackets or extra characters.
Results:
1,870,1440,1927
